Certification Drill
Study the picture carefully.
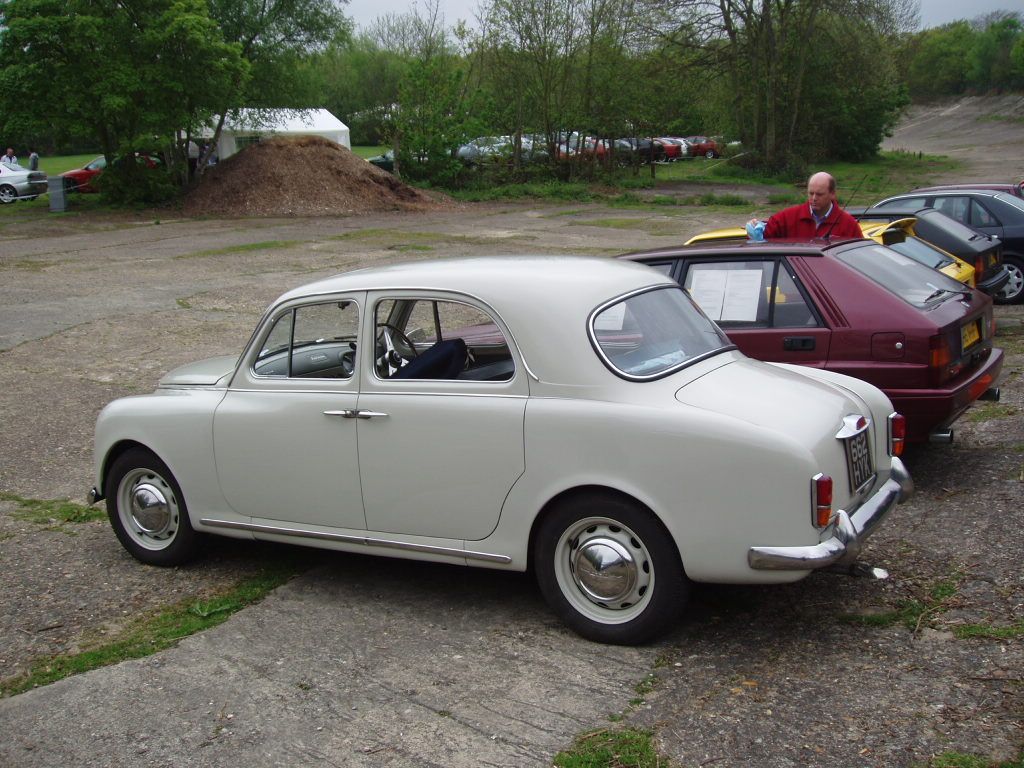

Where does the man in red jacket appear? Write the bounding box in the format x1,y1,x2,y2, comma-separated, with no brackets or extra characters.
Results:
748,172,863,240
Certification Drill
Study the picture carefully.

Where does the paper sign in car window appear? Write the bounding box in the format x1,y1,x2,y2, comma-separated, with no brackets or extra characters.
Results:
689,268,761,322
595,302,627,331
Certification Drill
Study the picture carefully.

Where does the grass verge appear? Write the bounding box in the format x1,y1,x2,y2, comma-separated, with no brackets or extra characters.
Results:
0,492,106,525
926,751,1024,767
553,728,664,768
0,563,298,698
176,240,304,259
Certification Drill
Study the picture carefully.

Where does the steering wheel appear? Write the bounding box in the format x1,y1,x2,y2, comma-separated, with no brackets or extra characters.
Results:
375,323,419,377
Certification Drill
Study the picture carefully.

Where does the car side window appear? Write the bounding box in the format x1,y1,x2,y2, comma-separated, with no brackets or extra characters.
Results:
375,298,514,382
254,300,359,378
771,268,818,327
683,261,772,327
935,196,969,224
968,200,998,227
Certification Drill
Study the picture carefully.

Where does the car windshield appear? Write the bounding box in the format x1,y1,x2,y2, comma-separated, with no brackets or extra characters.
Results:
590,285,732,380
834,243,971,307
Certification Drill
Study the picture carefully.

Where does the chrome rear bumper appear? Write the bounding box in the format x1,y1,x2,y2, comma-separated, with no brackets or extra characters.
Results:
748,457,912,571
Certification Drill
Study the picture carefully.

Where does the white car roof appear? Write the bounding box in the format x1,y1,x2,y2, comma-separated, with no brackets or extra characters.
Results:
273,256,679,383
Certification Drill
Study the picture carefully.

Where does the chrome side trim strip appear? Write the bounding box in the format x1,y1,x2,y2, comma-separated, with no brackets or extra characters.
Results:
200,518,512,564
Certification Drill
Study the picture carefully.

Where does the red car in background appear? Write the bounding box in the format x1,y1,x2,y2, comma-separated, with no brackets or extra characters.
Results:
620,239,1003,443
684,136,722,158
61,153,162,193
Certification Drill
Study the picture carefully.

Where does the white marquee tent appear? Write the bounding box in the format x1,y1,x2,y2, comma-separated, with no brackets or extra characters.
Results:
207,109,350,160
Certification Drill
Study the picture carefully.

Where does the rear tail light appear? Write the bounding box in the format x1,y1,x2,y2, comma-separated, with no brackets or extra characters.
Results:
974,255,985,280
888,412,906,457
812,473,833,528
928,334,953,385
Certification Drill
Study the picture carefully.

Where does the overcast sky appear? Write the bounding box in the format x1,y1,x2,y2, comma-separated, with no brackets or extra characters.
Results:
342,0,1018,33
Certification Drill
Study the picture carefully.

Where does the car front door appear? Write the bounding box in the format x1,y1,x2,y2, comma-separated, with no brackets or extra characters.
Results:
354,292,528,541
212,295,367,530
678,257,832,365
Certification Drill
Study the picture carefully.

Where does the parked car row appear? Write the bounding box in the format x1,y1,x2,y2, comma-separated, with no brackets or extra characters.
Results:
452,133,724,166
867,186,1024,304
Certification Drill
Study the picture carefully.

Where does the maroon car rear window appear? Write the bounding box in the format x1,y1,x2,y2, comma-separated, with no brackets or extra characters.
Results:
834,243,969,308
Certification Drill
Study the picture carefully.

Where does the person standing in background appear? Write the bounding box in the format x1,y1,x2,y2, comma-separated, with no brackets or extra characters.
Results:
1,148,18,165
28,149,39,170
746,171,862,240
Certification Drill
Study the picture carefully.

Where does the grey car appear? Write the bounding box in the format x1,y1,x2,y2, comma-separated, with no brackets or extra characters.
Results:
0,162,47,203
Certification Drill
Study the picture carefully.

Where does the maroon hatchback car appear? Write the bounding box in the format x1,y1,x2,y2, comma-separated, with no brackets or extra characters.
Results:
621,239,1003,442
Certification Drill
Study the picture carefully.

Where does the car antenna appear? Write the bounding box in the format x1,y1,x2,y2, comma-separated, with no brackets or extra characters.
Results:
823,174,869,242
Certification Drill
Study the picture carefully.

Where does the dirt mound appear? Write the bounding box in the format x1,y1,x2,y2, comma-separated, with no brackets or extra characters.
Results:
183,135,449,217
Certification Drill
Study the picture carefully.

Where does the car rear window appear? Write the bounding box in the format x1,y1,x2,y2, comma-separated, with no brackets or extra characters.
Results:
590,285,732,380
889,237,955,270
834,243,970,307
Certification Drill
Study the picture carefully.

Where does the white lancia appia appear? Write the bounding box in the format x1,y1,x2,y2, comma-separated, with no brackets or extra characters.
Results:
91,256,913,644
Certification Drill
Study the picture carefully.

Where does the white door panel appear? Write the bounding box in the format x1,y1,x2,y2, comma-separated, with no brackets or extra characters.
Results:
356,393,526,540
213,391,366,529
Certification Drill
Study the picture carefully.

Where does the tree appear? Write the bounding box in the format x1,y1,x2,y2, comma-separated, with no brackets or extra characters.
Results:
0,0,247,201
905,22,975,99
197,0,350,176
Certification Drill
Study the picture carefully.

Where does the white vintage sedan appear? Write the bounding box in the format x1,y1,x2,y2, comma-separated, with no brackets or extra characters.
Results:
91,256,913,644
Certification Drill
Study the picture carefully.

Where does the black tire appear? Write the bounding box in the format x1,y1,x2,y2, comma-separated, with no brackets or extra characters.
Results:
105,448,200,566
534,493,689,645
995,254,1024,305
705,149,716,159
0,184,17,204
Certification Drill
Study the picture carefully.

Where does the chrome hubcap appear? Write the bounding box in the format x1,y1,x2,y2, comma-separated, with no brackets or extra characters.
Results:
117,467,179,550
1000,263,1023,301
556,516,654,623
131,482,170,533
573,537,637,602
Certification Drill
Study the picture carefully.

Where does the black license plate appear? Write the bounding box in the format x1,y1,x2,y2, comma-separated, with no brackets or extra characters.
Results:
845,429,874,492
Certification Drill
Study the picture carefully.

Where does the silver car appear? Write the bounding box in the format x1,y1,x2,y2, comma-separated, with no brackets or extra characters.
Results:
0,162,48,203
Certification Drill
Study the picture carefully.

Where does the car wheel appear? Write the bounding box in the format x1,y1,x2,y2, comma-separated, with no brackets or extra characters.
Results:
0,184,17,204
105,448,200,566
534,493,689,645
995,254,1024,304
705,149,715,159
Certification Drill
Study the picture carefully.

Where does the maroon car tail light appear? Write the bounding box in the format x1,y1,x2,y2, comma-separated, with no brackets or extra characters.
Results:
812,473,833,528
974,254,985,281
888,413,906,457
928,334,954,386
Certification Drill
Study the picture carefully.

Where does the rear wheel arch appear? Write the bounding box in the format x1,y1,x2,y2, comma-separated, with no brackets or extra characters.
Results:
528,485,690,644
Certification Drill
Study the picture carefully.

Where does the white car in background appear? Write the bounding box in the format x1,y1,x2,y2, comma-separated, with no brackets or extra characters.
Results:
90,256,913,644
0,162,47,203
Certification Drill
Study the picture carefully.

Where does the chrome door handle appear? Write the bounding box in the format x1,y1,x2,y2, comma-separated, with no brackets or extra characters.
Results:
323,410,388,419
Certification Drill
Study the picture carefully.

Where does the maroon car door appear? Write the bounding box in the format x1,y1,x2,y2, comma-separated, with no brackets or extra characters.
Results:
680,257,832,366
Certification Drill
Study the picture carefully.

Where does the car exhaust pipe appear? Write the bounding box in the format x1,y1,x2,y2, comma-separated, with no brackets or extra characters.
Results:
929,428,954,444
979,387,1000,402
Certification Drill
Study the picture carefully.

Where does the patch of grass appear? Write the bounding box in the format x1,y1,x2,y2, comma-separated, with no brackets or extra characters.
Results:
176,297,192,309
388,243,433,252
176,240,303,259
572,217,655,231
331,228,512,247
839,575,963,631
452,181,598,203
0,492,106,525
967,403,1017,423
768,192,801,205
350,145,388,159
553,728,663,768
976,115,1024,125
953,622,1024,640
0,563,298,698
928,751,1024,767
